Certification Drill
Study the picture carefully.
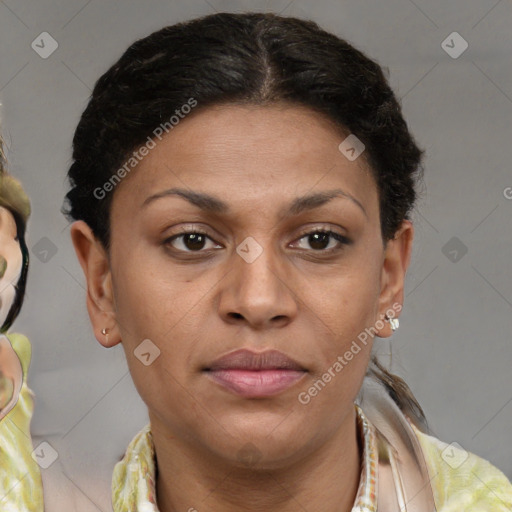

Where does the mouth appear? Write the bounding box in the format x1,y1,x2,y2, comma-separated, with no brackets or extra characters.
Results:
203,349,307,398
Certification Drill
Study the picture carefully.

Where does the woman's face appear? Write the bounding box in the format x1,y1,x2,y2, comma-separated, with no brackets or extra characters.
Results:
0,205,22,326
72,103,412,468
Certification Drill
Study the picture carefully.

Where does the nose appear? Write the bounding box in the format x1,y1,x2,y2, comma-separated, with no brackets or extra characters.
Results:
218,240,298,330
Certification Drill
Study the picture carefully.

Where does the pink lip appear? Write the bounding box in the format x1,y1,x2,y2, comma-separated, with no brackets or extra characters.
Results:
204,349,307,398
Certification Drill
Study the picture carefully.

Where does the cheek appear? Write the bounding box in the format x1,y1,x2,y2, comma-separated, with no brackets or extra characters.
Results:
110,247,210,392
125,355,202,436
298,257,381,400
297,273,379,410
309,257,381,336
111,246,180,339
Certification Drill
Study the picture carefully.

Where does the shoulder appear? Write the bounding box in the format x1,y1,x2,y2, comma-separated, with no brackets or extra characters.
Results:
411,423,512,511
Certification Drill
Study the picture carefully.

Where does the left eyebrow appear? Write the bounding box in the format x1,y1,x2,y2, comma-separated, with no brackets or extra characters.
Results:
141,187,367,218
284,188,367,219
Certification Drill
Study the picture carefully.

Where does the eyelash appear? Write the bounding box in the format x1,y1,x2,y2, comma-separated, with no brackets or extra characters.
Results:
163,226,351,255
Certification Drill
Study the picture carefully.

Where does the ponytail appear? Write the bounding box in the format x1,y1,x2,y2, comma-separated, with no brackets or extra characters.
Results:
367,355,429,433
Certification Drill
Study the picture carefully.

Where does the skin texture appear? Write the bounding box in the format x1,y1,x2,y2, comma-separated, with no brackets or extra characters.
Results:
71,103,413,512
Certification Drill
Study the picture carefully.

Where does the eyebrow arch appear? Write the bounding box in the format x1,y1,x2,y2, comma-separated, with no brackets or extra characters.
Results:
141,187,367,218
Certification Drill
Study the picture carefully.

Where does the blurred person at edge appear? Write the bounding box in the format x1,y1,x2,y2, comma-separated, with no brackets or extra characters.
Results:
0,131,44,511
63,12,512,512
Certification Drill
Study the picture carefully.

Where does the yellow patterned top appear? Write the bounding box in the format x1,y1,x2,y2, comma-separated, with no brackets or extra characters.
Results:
112,403,512,511
0,333,44,511
412,423,512,511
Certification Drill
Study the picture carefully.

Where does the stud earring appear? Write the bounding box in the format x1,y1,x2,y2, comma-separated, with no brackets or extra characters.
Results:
385,317,399,332
101,328,109,344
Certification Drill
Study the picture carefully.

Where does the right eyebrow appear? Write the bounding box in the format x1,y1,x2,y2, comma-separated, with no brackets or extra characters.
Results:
142,187,228,214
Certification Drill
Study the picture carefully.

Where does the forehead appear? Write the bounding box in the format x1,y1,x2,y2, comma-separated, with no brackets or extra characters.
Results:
145,103,364,168
112,103,378,219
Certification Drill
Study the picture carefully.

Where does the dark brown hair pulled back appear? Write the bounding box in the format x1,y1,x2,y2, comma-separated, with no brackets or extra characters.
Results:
62,12,427,429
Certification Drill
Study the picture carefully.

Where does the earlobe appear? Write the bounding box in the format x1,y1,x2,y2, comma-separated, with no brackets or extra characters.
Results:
70,221,121,347
376,220,414,338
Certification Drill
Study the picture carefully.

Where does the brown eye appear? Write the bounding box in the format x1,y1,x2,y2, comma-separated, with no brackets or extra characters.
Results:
293,229,350,253
180,233,207,251
307,232,331,250
165,231,221,253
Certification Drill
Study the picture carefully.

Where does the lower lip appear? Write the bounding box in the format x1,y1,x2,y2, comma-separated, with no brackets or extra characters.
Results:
205,369,306,398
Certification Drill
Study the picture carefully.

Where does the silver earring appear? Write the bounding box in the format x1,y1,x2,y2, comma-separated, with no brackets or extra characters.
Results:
386,317,399,332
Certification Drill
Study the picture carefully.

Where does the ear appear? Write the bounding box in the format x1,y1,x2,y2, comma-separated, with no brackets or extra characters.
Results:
70,220,121,348
375,219,414,338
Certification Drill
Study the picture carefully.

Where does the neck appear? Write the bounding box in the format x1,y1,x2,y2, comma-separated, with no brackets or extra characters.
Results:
151,407,362,512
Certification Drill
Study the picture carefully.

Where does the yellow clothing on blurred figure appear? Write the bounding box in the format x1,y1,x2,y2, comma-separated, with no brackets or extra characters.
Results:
0,332,44,511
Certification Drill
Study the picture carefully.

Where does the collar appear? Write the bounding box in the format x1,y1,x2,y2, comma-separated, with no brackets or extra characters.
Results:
112,404,378,512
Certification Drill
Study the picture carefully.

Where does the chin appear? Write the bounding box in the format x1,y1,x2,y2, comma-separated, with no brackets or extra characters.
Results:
230,435,315,472
209,412,314,464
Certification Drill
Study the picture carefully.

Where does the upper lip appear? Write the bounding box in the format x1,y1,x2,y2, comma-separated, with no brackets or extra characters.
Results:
205,349,306,371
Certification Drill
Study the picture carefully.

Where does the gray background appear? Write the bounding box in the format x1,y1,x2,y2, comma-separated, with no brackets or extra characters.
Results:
1,0,511,509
